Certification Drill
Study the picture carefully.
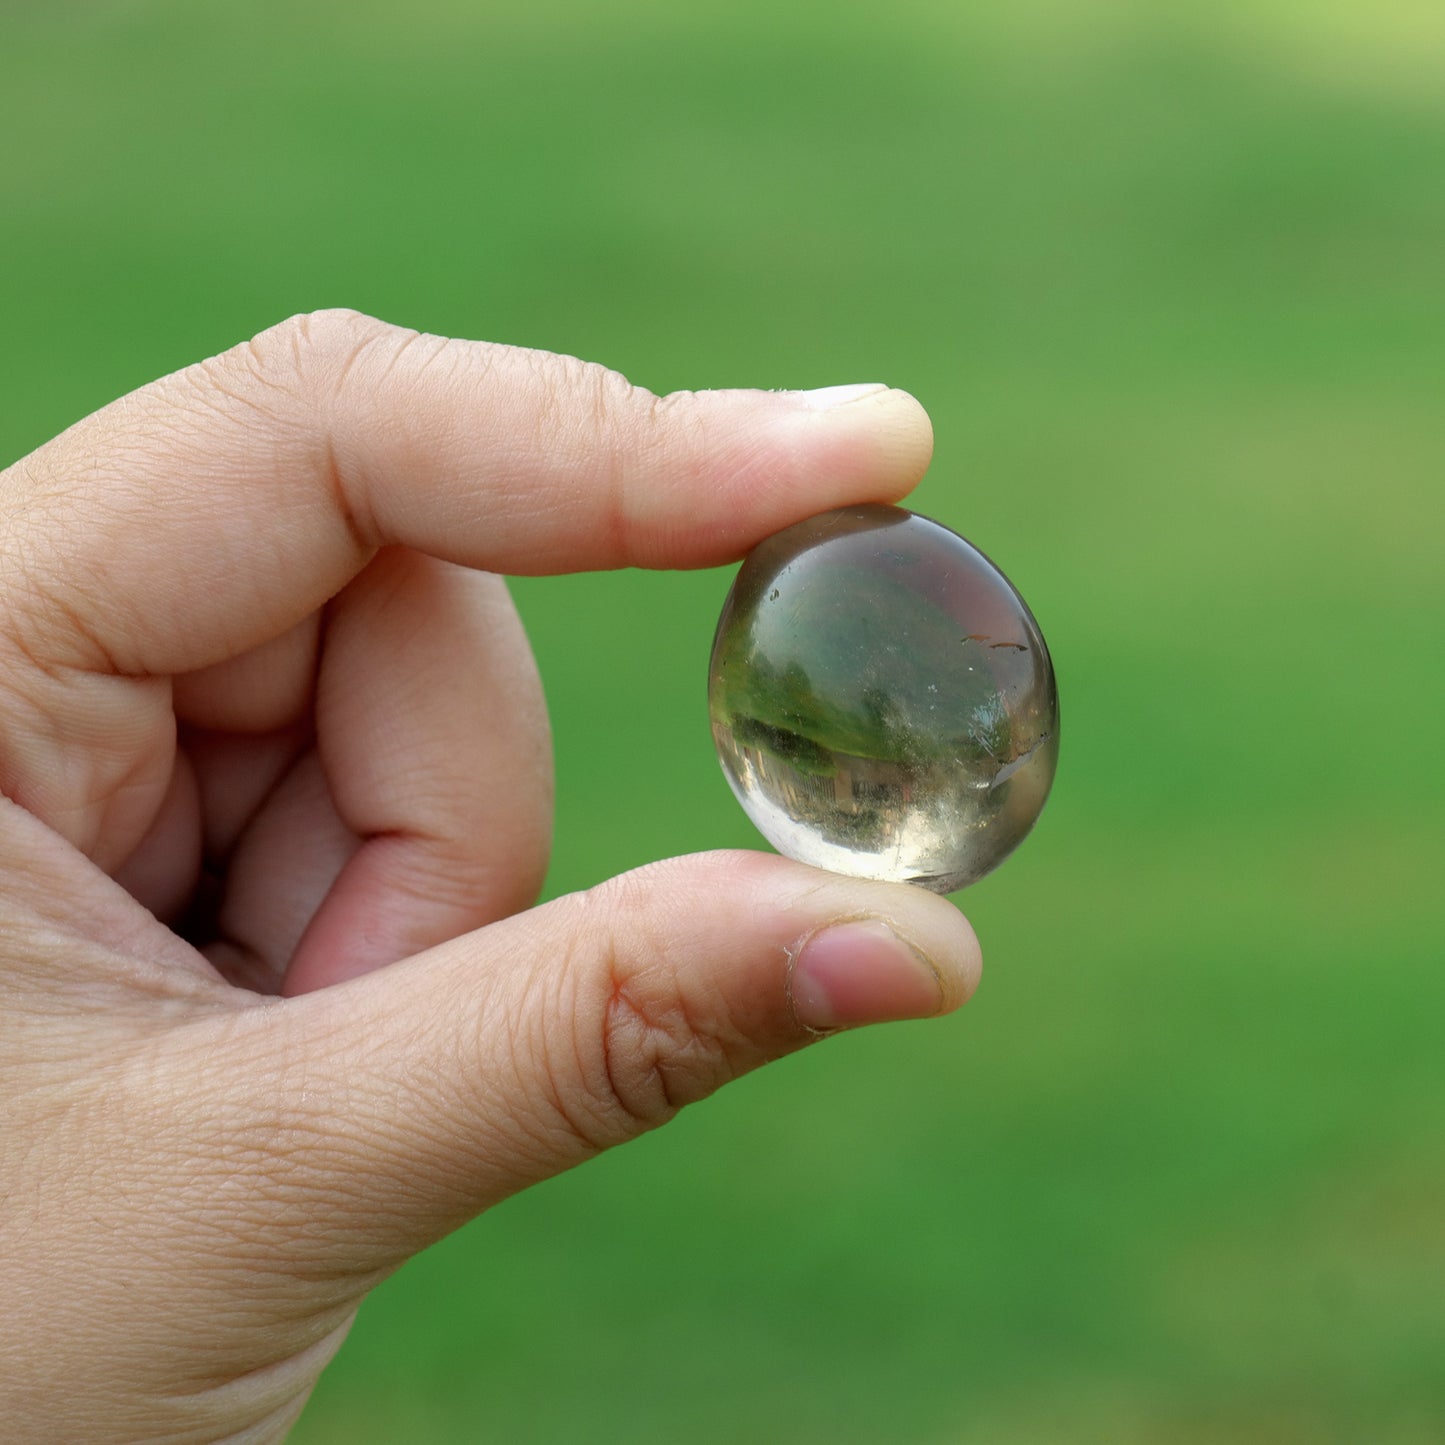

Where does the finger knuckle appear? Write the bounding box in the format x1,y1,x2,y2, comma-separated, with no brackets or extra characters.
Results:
184,309,394,426
550,877,739,1150
525,350,640,457
520,351,655,555
241,308,396,400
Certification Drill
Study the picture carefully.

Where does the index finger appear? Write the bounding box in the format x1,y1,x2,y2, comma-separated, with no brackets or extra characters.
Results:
0,309,934,677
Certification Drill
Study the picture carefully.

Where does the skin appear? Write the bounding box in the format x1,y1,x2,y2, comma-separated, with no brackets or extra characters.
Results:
0,310,981,1443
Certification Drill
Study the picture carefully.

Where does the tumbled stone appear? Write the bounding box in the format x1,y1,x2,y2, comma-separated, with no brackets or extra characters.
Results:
708,504,1058,891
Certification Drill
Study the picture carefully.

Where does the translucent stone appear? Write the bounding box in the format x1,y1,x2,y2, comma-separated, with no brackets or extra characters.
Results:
709,504,1058,892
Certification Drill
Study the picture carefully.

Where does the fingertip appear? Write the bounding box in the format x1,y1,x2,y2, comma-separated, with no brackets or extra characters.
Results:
883,386,936,486
789,919,944,1031
621,849,981,1030
782,878,981,1033
785,382,934,501
632,383,935,567
853,385,935,486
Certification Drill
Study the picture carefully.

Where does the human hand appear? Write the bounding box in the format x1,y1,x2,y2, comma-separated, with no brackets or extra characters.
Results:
0,311,981,1442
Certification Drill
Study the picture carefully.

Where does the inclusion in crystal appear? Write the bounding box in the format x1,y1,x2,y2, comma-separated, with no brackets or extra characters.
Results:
708,504,1058,892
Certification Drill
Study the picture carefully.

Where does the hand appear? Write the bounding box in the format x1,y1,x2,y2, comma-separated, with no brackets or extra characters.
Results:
0,311,981,1442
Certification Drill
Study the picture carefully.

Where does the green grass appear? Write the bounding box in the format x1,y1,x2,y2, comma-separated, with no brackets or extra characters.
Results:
2,2,1442,1440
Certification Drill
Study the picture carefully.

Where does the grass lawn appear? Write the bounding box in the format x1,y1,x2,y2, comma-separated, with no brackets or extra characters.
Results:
2,2,1442,1440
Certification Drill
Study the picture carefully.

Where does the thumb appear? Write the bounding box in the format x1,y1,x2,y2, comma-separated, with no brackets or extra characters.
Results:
251,851,980,1265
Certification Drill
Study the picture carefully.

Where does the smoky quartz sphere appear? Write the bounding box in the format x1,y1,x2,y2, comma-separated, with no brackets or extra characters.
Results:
708,504,1058,892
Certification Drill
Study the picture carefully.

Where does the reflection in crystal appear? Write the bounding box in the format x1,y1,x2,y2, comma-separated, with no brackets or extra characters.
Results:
708,505,1058,891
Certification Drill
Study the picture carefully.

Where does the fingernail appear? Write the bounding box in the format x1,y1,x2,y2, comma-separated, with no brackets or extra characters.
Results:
799,383,890,410
789,920,944,1031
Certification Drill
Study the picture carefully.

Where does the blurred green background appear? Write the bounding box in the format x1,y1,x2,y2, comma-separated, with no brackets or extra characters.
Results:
3,1,1442,1440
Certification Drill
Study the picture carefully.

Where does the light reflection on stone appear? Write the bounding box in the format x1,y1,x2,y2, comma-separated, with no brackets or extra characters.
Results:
708,504,1058,891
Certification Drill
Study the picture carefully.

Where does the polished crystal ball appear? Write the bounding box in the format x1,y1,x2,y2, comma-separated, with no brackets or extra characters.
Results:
708,504,1058,891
